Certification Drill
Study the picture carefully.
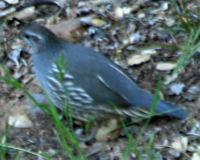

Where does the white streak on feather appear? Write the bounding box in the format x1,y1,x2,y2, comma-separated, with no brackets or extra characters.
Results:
108,63,133,82
47,76,62,88
96,74,110,88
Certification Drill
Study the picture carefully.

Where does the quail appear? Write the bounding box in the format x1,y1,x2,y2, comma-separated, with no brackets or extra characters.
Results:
20,23,188,122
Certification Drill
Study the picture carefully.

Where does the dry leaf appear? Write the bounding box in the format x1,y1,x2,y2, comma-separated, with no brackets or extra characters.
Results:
95,119,119,141
127,54,151,66
47,19,85,42
13,7,35,19
9,113,33,128
156,62,176,71
91,18,107,27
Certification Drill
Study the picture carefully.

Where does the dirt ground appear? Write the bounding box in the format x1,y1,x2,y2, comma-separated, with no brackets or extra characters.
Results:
0,0,200,159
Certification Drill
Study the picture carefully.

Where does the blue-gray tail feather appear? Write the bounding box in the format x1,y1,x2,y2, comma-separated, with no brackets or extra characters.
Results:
130,89,188,119
156,100,188,119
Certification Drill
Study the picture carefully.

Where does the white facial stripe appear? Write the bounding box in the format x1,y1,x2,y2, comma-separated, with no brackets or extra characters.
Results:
26,31,43,41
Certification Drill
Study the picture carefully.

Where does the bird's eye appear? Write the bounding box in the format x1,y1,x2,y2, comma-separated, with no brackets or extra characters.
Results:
32,36,40,43
24,34,30,39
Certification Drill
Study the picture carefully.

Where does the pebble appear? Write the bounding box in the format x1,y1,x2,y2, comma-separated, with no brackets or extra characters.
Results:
169,83,185,95
0,1,6,9
171,137,188,152
192,153,200,160
4,0,19,4
187,85,200,94
114,7,124,19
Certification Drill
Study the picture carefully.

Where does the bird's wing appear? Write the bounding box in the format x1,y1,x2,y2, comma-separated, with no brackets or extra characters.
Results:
95,60,154,109
66,43,153,109
96,61,188,119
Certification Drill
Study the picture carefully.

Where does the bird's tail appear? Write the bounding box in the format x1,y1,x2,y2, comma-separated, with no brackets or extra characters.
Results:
130,88,188,119
155,100,188,119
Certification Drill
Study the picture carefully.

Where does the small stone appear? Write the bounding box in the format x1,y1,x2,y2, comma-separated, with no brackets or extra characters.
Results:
5,0,18,4
122,7,132,14
165,17,175,26
171,137,188,152
78,1,86,7
47,148,57,156
91,18,107,27
8,114,33,128
137,12,145,18
129,32,142,43
188,85,200,94
122,39,129,45
0,1,6,9
130,153,136,158
192,153,200,160
127,54,151,66
161,2,169,11
114,7,124,19
156,62,176,71
169,83,185,95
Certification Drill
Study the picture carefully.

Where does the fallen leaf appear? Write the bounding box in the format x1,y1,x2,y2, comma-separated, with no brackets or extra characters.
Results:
46,19,85,42
12,7,35,19
156,62,176,71
91,18,107,27
141,48,157,55
8,113,33,128
127,54,151,66
95,118,119,141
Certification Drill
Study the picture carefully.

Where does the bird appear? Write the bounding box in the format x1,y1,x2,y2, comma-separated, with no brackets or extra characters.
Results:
20,23,188,122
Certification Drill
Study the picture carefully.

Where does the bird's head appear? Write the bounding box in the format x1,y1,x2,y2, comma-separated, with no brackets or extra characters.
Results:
20,23,59,53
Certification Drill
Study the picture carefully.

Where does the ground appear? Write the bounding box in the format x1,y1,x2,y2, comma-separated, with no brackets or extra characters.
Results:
0,0,200,159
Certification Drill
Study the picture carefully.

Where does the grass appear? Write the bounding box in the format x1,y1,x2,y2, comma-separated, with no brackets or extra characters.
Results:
163,0,200,84
121,76,162,160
